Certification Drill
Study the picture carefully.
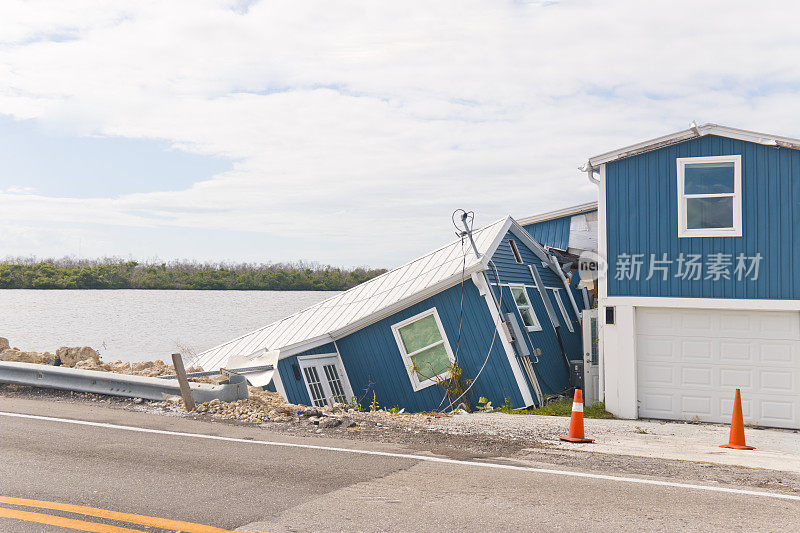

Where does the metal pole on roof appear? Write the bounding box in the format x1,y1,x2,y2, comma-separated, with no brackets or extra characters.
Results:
459,211,480,258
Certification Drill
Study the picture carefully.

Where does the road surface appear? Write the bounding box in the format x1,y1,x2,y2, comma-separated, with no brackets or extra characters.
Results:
0,396,797,532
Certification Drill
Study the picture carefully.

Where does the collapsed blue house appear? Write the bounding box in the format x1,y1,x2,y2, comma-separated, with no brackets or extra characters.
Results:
195,216,587,411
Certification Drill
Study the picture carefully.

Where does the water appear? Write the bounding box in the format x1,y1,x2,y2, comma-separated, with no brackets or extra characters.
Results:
0,290,337,363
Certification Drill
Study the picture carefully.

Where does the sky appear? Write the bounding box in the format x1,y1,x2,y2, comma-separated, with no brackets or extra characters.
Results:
1,0,799,268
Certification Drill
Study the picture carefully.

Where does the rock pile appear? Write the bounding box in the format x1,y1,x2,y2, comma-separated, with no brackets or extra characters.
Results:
189,388,299,423
158,389,362,429
0,337,205,379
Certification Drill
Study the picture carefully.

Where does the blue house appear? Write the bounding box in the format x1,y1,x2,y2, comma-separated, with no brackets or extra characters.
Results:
519,201,598,256
584,122,800,429
194,216,587,412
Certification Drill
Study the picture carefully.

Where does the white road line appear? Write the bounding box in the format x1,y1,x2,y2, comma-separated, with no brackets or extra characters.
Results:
2,410,798,502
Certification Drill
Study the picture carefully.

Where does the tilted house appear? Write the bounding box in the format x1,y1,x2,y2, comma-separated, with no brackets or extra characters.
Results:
194,216,587,412
585,123,800,429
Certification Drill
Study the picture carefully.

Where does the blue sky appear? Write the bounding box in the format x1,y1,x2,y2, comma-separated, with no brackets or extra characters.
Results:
0,115,232,198
0,1,798,267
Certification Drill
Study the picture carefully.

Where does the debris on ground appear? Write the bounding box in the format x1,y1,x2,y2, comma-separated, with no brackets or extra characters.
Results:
0,336,208,380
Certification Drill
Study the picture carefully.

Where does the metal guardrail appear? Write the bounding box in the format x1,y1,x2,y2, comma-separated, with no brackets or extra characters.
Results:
157,365,273,380
0,361,249,403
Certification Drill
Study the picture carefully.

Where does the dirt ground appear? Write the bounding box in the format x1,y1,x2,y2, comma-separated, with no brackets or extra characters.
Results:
2,383,799,498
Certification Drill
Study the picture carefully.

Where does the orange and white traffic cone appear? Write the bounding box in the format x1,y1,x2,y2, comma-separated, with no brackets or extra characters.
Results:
559,389,594,443
720,388,755,450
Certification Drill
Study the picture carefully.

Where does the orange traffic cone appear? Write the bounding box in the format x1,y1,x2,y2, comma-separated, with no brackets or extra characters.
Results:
720,389,755,450
560,389,594,443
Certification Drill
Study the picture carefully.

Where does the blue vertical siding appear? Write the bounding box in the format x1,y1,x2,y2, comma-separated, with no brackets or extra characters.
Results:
486,231,563,287
605,135,800,299
522,216,572,250
277,343,337,406
485,231,582,396
335,280,526,412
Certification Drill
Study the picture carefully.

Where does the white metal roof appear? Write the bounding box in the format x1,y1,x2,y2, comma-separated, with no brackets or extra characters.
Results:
193,216,548,371
583,123,800,170
517,201,598,226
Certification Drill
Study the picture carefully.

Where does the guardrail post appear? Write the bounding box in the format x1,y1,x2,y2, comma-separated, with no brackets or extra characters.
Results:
171,353,196,411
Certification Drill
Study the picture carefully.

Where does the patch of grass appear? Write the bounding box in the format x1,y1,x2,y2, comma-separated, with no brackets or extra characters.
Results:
502,398,615,419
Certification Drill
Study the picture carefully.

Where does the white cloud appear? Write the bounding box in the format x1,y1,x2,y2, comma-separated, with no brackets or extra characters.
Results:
1,0,799,265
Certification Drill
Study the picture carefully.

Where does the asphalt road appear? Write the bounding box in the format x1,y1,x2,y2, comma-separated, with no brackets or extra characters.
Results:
1,397,798,532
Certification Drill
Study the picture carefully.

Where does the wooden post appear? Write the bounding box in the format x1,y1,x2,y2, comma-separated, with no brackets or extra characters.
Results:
171,353,196,411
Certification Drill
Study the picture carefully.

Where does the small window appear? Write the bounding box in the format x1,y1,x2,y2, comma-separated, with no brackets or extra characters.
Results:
509,239,523,263
391,308,455,391
550,288,574,333
677,155,742,238
510,285,542,331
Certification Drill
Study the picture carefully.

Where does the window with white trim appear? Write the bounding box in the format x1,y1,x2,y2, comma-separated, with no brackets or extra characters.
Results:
510,285,542,331
550,288,574,333
677,155,742,238
391,308,455,391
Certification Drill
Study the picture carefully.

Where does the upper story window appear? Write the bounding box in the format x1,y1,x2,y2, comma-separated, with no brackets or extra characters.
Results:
676,155,742,238
510,285,542,332
509,239,523,263
549,288,574,333
391,308,455,391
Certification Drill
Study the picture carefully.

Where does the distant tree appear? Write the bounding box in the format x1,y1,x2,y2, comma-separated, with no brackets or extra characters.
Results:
0,257,386,291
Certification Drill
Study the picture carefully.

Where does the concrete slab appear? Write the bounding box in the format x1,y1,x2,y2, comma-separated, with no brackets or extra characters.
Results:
551,418,800,474
433,413,800,474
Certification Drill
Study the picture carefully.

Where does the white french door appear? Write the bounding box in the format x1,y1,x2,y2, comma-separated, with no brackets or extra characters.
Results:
298,353,354,407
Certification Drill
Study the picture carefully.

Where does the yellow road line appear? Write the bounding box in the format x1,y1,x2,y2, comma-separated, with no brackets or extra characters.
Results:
0,496,239,533
0,506,144,533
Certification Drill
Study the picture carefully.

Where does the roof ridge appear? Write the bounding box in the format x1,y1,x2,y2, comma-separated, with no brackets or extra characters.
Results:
193,216,511,367
584,122,800,169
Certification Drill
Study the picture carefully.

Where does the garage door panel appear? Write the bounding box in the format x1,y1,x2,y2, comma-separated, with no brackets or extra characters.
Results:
759,370,794,391
637,309,681,334
760,401,794,424
682,395,712,415
639,392,674,414
719,341,754,362
718,312,755,336
679,310,713,332
636,308,800,430
759,312,800,337
759,342,797,364
636,336,675,361
638,364,674,385
680,340,713,361
681,366,712,386
719,368,752,388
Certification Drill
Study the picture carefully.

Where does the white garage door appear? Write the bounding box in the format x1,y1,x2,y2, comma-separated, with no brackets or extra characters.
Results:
636,308,800,429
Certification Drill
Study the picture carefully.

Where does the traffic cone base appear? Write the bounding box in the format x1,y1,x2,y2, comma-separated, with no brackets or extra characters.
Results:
559,389,593,444
720,388,755,450
560,435,594,443
720,443,755,450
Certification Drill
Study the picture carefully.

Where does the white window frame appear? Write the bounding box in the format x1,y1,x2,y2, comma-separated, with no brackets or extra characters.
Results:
391,307,456,392
508,239,523,264
676,155,742,238
297,353,354,407
509,284,542,332
549,288,574,332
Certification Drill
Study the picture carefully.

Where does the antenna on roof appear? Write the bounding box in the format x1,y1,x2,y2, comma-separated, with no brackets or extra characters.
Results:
452,209,480,258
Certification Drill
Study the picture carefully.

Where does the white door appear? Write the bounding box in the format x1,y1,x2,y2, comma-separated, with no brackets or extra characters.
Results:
582,309,601,405
636,308,800,429
298,353,354,407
